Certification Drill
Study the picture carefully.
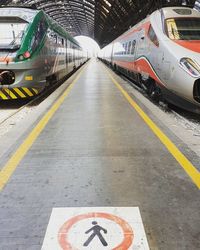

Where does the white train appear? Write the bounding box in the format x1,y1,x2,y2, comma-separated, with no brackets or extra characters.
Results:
99,7,200,113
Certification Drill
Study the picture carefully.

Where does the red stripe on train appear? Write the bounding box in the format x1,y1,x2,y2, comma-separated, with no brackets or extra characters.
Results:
113,58,164,86
115,21,151,42
174,40,200,53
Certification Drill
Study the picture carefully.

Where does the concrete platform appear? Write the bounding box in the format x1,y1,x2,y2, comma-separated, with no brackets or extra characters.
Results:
0,59,199,250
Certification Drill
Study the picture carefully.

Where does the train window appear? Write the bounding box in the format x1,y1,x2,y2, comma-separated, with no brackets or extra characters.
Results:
31,18,48,52
165,18,200,40
69,41,72,48
49,33,57,44
148,25,159,46
37,19,47,41
165,19,180,39
0,17,28,49
128,41,132,54
113,42,124,55
67,51,72,63
53,34,57,44
173,9,192,15
122,44,125,54
124,43,128,54
57,37,63,45
131,40,136,55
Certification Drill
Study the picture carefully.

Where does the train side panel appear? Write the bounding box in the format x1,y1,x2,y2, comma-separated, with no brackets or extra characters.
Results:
99,7,200,112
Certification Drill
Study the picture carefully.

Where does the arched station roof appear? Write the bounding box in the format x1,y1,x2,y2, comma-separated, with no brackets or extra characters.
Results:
0,0,197,47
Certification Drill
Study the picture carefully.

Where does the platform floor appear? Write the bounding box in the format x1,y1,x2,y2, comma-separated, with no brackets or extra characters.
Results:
0,59,199,250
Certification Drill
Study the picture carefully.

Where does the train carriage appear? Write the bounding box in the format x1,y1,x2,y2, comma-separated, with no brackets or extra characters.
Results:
99,7,200,113
0,6,87,100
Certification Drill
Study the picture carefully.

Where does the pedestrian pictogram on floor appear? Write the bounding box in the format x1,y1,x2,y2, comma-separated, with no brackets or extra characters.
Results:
41,207,149,250
83,221,108,247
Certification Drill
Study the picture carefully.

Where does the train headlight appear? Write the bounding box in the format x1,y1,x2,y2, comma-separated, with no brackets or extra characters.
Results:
18,51,31,61
23,51,31,59
18,55,24,60
180,58,200,78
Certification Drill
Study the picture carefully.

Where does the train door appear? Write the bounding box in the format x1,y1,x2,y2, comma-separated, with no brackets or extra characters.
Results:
73,46,76,69
130,36,139,81
135,29,152,82
133,33,141,71
130,39,137,72
111,43,114,66
148,25,170,81
67,40,73,73
135,29,146,58
65,39,68,73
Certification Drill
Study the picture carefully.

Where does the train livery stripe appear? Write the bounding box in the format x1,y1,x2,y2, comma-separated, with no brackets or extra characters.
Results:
135,57,164,85
22,87,34,97
13,88,26,98
113,56,165,86
174,40,200,53
105,66,200,189
115,21,150,42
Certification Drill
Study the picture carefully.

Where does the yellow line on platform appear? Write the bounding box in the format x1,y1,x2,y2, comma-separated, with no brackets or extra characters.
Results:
105,67,200,189
0,65,86,191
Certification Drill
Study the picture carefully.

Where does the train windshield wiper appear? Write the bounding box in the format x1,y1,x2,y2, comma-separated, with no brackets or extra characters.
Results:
0,44,20,50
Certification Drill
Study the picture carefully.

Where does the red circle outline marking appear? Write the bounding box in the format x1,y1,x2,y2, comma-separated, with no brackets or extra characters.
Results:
58,212,134,250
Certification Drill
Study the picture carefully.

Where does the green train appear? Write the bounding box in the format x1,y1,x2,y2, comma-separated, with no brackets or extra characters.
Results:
0,6,88,100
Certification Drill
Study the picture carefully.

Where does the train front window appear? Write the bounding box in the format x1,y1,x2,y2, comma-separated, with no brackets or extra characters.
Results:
0,18,28,49
166,18,200,40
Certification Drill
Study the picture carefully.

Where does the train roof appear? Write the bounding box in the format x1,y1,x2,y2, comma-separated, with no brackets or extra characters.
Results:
104,6,200,47
0,7,38,23
0,5,37,10
43,12,80,47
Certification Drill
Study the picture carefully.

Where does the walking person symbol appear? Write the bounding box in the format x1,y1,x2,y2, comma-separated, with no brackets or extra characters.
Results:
83,221,108,247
